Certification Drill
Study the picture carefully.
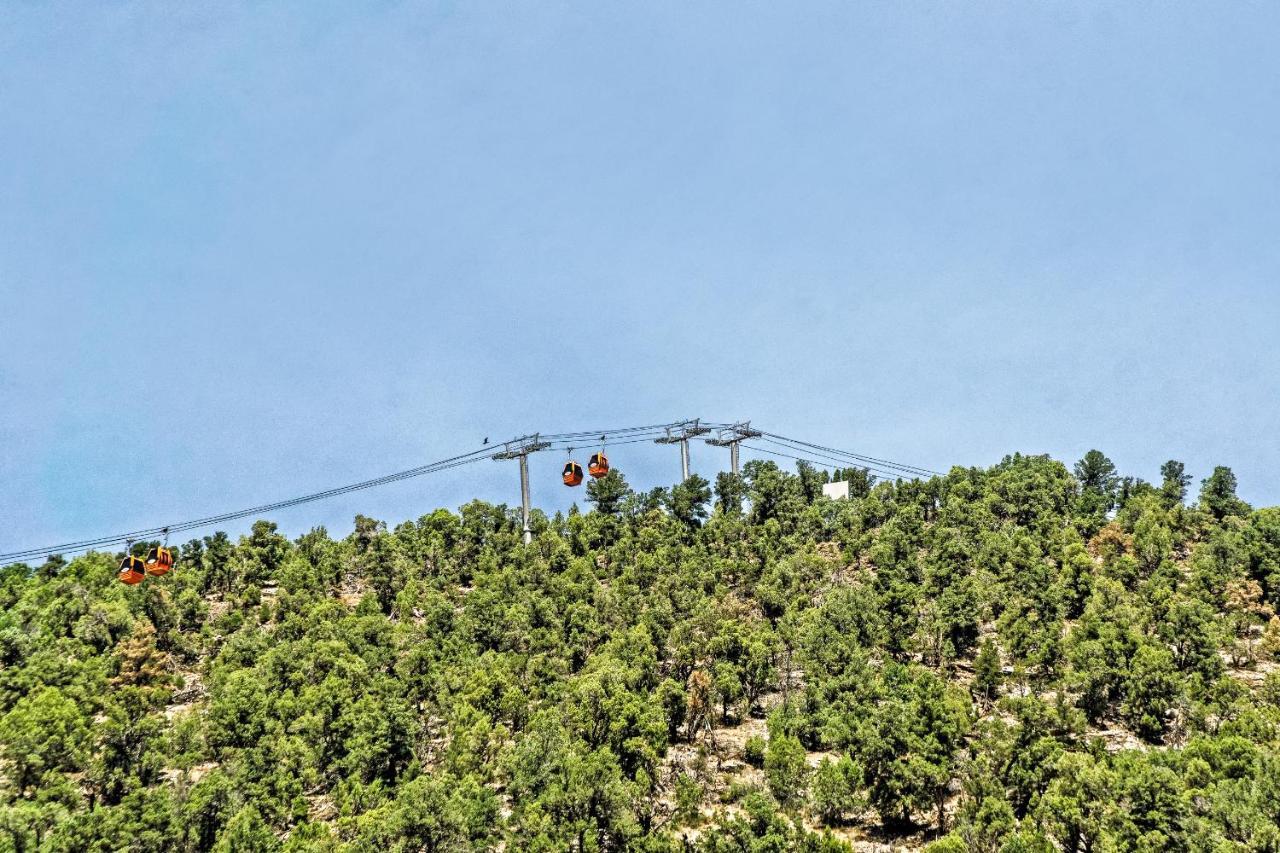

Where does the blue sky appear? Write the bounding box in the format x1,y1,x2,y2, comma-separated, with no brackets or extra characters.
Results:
2,2,1278,554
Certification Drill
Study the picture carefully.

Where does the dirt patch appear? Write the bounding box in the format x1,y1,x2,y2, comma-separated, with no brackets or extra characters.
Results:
1228,659,1279,688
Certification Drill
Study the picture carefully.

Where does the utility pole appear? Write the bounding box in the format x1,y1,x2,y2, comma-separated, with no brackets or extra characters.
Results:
705,421,761,475
654,419,711,481
493,434,550,544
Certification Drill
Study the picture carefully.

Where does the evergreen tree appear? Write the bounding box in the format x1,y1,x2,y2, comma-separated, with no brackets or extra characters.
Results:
973,638,1001,703
1159,460,1191,507
1200,466,1251,521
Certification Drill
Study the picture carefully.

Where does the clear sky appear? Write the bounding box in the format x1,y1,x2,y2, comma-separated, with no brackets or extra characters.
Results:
3,2,1279,555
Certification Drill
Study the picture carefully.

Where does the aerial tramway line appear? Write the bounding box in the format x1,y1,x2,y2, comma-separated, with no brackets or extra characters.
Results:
0,419,941,580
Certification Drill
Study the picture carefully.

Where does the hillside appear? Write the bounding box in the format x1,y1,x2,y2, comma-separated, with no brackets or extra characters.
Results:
2,453,1280,851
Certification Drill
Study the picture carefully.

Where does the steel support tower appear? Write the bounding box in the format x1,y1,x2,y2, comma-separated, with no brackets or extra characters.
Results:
493,434,550,544
705,421,762,474
654,419,711,481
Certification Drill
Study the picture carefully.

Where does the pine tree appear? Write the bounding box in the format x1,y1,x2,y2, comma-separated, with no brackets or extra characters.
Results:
974,638,1002,702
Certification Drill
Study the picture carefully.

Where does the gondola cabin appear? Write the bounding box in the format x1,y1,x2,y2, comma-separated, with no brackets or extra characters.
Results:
145,546,174,577
118,554,146,585
563,460,584,487
588,452,609,478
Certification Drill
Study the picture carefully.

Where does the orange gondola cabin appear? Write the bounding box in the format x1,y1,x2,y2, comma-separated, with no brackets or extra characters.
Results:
563,460,584,487
588,452,609,478
118,554,146,585
145,546,174,576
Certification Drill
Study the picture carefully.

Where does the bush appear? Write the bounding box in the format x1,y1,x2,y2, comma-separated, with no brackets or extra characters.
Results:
924,833,967,853
674,772,703,825
721,780,759,804
765,733,809,809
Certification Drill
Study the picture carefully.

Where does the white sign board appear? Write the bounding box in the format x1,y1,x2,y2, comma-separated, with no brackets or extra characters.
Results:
822,480,850,501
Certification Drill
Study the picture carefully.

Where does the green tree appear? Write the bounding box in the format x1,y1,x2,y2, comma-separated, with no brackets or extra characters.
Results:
1159,460,1191,507
765,729,809,810
359,772,497,851
668,475,712,531
184,769,235,852
1074,450,1119,535
1200,466,1250,521
1036,752,1112,853
1075,450,1118,494
1158,595,1223,683
0,687,89,797
973,638,1001,703
1120,642,1179,741
713,472,747,515
586,469,631,517
215,804,280,852
796,461,825,504
204,530,234,597
810,755,862,826
852,665,971,829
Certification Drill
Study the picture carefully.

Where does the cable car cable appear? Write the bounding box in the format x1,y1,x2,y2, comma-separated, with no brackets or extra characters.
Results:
759,435,936,478
0,419,939,564
753,437,928,480
758,431,941,477
0,423,702,562
737,443,913,482
0,452,491,560
0,447,497,562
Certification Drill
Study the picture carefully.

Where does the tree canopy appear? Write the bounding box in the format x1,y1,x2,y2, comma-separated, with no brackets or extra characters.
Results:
1,453,1278,851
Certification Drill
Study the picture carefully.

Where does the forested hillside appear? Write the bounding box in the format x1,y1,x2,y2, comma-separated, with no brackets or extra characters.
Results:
3,453,1280,851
